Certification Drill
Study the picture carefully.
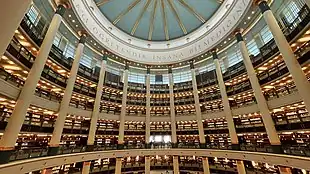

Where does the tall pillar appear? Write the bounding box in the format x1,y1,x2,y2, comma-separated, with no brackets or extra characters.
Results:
190,63,205,147
212,50,239,149
0,0,32,57
115,157,122,174
0,2,69,163
168,67,177,147
145,156,151,174
81,161,91,174
235,29,282,153
256,0,310,114
236,160,246,174
49,32,87,155
173,156,180,174
145,68,151,148
87,55,107,151
202,157,210,174
118,64,129,149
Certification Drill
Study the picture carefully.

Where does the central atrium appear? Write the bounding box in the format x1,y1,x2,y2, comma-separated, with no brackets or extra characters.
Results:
0,0,310,174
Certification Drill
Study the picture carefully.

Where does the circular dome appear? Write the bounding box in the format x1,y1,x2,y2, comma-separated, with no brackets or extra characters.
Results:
95,0,221,41
72,0,252,64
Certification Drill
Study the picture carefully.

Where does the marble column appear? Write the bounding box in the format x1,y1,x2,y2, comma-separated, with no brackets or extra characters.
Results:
48,32,87,155
87,55,107,151
256,0,310,114
81,161,91,174
236,160,246,174
212,50,239,149
235,30,282,153
0,3,69,163
0,0,32,57
190,63,206,147
168,67,177,147
118,65,129,149
173,156,180,174
145,156,151,174
145,68,151,148
115,157,122,174
202,157,210,174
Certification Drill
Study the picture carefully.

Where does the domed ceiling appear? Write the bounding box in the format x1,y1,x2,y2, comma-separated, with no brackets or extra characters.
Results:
94,0,222,41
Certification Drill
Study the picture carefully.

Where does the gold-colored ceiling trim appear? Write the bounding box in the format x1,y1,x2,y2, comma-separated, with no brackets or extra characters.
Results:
131,0,152,35
161,0,169,40
148,0,158,40
96,0,112,7
167,0,187,35
177,0,206,23
113,0,142,25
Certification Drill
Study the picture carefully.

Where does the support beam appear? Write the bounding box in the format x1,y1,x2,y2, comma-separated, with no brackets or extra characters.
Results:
168,67,177,147
0,3,69,163
118,65,129,149
49,32,87,155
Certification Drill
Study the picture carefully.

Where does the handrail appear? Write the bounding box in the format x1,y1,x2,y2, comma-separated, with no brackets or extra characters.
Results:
1,149,310,173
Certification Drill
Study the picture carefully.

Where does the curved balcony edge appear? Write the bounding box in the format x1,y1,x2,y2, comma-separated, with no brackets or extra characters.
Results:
1,148,310,173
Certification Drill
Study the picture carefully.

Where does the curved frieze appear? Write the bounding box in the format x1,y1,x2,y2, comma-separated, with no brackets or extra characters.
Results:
1,149,310,173
71,0,251,64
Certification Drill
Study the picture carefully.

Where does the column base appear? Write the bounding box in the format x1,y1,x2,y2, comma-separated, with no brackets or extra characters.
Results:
231,144,241,150
47,146,60,156
86,145,95,152
200,143,206,149
117,144,124,150
0,149,14,164
145,143,151,149
271,145,283,154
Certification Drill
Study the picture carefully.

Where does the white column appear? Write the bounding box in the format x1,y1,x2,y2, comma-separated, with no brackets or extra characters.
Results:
190,64,205,145
145,69,151,147
213,52,239,147
202,157,210,174
168,68,177,147
145,156,151,174
115,158,122,174
236,160,246,174
173,156,179,174
236,31,281,149
82,161,91,174
0,4,68,151
50,33,86,147
0,0,31,57
258,0,310,115
87,56,107,148
118,67,129,147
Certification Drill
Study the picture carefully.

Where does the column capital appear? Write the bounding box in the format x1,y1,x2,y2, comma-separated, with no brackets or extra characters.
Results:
168,66,172,74
189,61,194,69
254,0,270,14
78,31,87,44
102,54,108,61
125,62,129,70
55,0,70,16
146,67,150,74
234,28,244,42
211,49,218,60
55,0,70,8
